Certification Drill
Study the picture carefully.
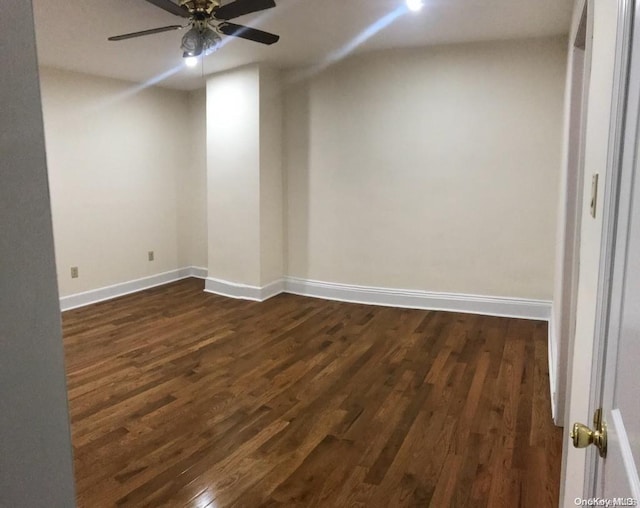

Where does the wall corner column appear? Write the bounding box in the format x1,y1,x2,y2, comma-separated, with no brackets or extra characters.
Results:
205,65,284,300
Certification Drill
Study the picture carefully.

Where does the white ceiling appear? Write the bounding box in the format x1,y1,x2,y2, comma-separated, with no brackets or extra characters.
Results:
33,0,574,91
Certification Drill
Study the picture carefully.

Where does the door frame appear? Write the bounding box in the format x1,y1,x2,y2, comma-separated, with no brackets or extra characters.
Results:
554,0,590,428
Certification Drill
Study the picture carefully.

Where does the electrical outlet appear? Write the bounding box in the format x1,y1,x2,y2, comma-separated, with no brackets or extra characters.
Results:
71,267,79,279
148,251,154,261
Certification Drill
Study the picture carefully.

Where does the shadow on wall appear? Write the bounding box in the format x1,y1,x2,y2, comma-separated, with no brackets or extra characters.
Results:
284,80,311,280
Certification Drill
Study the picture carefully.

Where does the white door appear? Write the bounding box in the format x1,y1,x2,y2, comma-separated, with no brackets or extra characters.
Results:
580,0,640,500
597,140,640,499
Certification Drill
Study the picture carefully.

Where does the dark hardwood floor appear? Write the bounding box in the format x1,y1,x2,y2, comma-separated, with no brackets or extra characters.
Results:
62,278,562,507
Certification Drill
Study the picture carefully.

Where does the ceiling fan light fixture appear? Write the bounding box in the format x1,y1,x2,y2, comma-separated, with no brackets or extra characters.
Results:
181,26,221,58
201,28,222,55
181,27,204,56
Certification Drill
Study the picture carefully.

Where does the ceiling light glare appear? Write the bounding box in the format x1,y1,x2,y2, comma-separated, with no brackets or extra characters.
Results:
406,0,424,12
184,56,199,68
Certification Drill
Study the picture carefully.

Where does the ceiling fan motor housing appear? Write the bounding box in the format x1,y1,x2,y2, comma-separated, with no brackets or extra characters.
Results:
180,0,219,15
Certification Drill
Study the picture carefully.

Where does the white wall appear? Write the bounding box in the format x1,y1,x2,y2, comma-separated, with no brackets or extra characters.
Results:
42,39,567,304
206,65,262,286
40,68,191,296
0,1,75,504
259,67,285,286
178,88,208,269
285,37,567,299
206,65,284,290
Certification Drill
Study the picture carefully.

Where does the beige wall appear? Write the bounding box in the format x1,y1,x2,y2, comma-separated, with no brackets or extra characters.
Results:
40,68,192,296
259,67,285,286
205,65,285,288
206,66,262,286
43,38,567,304
285,37,567,299
178,88,208,269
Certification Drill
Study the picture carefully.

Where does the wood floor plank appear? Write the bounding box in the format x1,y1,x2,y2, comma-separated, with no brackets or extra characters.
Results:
62,278,563,507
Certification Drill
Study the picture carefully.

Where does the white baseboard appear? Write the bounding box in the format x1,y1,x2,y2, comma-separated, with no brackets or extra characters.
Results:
284,277,552,321
204,277,285,302
262,279,286,300
189,266,208,279
62,270,552,322
59,266,207,311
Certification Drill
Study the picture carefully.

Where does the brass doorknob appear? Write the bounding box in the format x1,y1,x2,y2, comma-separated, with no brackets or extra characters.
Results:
571,422,597,447
570,408,607,458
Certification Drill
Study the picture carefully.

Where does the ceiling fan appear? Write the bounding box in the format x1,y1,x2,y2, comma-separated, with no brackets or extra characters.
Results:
108,0,280,58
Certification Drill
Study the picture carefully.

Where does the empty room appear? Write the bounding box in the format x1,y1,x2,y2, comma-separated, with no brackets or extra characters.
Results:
3,0,640,507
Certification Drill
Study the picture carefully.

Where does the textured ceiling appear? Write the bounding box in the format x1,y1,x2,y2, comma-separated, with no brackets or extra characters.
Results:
33,0,574,90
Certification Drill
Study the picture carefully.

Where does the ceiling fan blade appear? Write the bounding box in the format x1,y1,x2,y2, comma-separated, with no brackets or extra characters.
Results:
108,25,183,41
144,0,190,18
218,22,279,44
214,0,276,20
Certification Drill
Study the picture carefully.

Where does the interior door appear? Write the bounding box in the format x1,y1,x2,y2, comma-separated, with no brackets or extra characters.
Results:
590,0,640,498
598,177,640,498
